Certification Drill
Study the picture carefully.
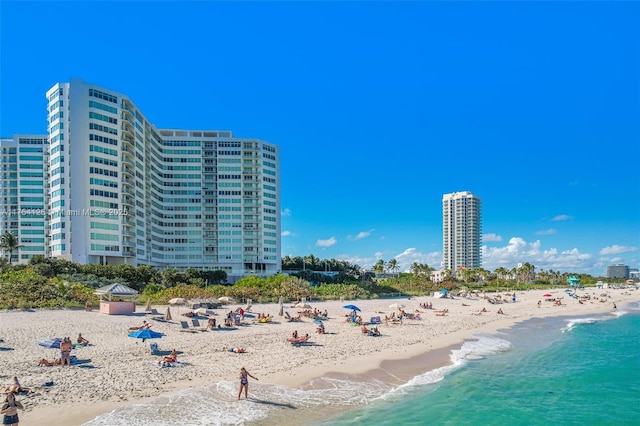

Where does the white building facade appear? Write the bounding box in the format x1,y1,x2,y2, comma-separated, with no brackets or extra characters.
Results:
442,191,482,272
3,79,281,280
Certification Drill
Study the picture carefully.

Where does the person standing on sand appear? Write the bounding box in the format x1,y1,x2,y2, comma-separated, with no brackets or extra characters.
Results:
1,393,23,426
238,367,258,400
60,337,72,367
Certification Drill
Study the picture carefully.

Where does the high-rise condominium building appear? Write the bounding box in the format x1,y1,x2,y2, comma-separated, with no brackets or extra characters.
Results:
442,191,482,272
1,79,280,281
0,135,49,264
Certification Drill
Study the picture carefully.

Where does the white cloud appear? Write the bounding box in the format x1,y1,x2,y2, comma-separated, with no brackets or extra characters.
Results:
552,215,573,221
483,233,503,242
316,237,337,248
281,208,292,217
482,237,592,272
281,230,294,237
347,229,374,241
534,228,556,235
599,245,638,255
338,248,441,272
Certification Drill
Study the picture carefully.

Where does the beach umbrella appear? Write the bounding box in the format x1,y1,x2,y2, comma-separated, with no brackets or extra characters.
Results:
278,296,284,316
37,337,63,349
145,299,152,312
218,296,235,304
165,307,172,321
342,304,361,311
128,329,163,343
169,298,187,314
543,293,552,298
294,302,311,309
389,303,405,310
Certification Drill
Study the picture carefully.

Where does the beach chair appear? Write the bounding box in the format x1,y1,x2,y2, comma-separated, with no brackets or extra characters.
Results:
179,321,196,333
149,342,160,355
191,319,207,331
370,316,381,324
146,308,164,321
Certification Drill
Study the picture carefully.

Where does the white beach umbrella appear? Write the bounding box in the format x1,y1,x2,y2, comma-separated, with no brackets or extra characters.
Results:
218,296,235,304
168,298,187,315
294,302,311,309
389,303,405,310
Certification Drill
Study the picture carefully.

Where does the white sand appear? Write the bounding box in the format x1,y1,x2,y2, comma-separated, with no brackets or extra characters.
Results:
0,286,636,425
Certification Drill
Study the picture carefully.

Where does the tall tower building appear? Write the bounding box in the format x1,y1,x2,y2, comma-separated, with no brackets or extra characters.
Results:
3,79,280,281
0,135,49,263
442,191,482,272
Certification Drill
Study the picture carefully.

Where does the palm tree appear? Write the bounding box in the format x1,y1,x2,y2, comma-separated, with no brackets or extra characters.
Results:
0,231,22,265
373,259,385,275
387,258,399,275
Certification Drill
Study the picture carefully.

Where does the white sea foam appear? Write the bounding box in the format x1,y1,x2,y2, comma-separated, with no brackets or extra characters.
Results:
561,309,632,333
84,377,390,426
378,334,512,400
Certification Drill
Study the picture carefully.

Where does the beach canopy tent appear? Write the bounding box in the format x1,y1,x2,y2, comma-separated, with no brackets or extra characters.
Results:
94,283,139,315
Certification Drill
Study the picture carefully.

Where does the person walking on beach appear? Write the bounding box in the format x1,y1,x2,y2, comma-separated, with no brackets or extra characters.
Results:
238,367,258,400
1,393,24,425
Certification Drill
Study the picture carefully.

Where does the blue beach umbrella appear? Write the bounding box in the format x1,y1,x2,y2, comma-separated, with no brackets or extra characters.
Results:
37,337,63,349
128,329,163,343
342,304,361,312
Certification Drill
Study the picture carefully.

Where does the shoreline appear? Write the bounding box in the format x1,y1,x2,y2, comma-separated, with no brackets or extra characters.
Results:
1,287,635,425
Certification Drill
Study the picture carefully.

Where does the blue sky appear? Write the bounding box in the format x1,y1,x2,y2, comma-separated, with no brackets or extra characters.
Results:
1,1,638,276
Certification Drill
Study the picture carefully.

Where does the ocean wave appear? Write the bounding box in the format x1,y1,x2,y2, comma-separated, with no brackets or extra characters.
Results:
84,377,390,426
378,334,512,400
562,309,631,333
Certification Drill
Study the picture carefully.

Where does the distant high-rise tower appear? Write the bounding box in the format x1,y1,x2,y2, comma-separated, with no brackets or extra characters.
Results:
442,191,482,272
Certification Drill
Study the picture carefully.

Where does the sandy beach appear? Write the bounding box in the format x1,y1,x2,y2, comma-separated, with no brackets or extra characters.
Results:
0,286,636,425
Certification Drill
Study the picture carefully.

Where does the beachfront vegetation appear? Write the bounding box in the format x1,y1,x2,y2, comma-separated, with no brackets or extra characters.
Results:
0,254,625,310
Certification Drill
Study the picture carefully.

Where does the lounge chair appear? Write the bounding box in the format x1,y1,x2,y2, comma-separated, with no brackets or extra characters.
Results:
370,316,381,324
258,315,273,323
285,312,301,322
191,319,207,331
146,308,164,321
179,321,197,332
150,342,160,355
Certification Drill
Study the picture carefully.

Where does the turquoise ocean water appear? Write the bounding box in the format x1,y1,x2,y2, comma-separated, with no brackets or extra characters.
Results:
85,302,640,426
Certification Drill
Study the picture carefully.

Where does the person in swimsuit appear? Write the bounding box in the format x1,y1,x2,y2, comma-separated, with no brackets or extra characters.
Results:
163,349,177,363
1,393,23,426
237,367,257,400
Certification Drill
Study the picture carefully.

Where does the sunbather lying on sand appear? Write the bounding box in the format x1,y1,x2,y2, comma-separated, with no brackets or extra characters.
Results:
288,333,309,344
129,321,152,331
223,346,246,353
38,358,62,367
3,377,32,395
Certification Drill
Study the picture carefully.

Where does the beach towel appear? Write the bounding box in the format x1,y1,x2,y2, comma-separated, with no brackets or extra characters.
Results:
148,361,187,369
